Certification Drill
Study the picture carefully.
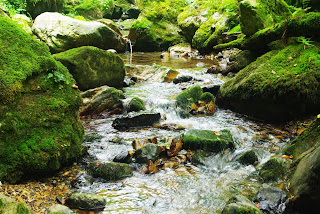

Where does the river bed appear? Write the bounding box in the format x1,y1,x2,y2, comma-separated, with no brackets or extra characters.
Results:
78,52,293,213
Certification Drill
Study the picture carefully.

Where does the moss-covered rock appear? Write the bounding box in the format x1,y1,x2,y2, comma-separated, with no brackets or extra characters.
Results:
112,113,161,130
287,145,320,213
222,195,262,214
128,97,146,112
259,157,290,182
239,0,291,36
33,12,126,53
0,17,84,183
175,85,217,115
182,129,235,152
282,117,320,163
0,193,30,214
236,149,258,165
26,0,64,19
86,161,133,180
11,14,32,34
133,143,160,163
162,69,180,83
217,43,320,122
74,0,114,20
54,46,125,90
65,192,106,210
80,86,125,117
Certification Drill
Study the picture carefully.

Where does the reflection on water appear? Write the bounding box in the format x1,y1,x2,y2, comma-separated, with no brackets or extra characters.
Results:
79,52,291,213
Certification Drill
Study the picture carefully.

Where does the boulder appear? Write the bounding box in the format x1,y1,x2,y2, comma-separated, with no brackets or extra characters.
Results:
112,113,161,130
80,86,125,117
128,16,184,51
32,12,126,53
127,97,146,113
182,129,235,152
178,15,206,42
65,192,106,211
0,17,84,183
54,46,125,90
217,43,320,123
11,14,32,34
97,19,122,35
222,195,262,214
86,161,133,180
173,75,193,84
46,204,75,214
259,157,290,182
239,0,291,36
26,0,64,19
287,146,320,213
229,49,257,72
253,186,288,214
133,143,160,163
0,193,30,214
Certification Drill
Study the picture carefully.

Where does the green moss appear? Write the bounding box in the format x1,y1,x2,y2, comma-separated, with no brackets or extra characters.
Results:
17,203,30,214
176,85,203,110
218,42,320,122
199,92,215,103
128,97,146,112
0,199,3,208
182,129,235,152
0,17,84,183
259,157,289,181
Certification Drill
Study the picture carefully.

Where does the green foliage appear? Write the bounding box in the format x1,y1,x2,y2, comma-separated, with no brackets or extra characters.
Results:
16,203,30,214
297,36,315,49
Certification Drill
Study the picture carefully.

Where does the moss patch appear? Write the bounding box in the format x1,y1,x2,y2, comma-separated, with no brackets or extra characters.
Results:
0,17,84,183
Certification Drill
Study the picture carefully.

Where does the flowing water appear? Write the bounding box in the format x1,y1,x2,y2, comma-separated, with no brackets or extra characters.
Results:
79,52,291,214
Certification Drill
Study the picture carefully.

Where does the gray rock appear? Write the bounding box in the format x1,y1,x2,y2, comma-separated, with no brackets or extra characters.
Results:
113,151,132,163
65,192,106,211
134,143,160,163
112,113,161,130
86,161,133,180
222,195,262,214
253,186,288,214
80,86,125,117
33,12,126,53
47,204,75,214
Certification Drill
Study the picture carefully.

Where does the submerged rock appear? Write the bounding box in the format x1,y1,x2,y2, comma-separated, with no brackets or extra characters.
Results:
65,192,106,211
86,161,133,180
182,129,235,152
133,143,160,163
253,186,288,214
112,113,161,130
32,12,126,53
47,204,75,214
54,46,125,90
80,86,124,117
0,193,30,214
0,17,84,183
222,195,262,214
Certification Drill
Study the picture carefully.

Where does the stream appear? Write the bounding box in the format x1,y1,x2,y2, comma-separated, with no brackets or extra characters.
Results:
79,52,291,214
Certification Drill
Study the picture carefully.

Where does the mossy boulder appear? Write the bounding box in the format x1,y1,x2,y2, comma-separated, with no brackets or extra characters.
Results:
74,0,114,20
182,129,235,152
86,161,133,180
162,69,180,83
217,43,320,123
32,12,126,53
128,16,184,51
222,195,262,214
0,17,84,183
11,14,32,34
259,157,290,182
192,11,238,52
80,86,125,117
128,97,146,112
65,192,106,211
239,0,291,36
0,193,30,214
54,46,125,90
178,14,206,43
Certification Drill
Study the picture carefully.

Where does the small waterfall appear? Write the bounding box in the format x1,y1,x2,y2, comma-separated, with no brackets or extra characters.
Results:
124,37,133,64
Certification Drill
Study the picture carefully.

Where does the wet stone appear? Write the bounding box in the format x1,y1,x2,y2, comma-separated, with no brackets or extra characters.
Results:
112,113,161,130
65,192,106,211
